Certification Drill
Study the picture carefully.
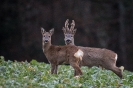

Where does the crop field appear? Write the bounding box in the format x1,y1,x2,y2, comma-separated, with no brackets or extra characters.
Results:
0,56,133,88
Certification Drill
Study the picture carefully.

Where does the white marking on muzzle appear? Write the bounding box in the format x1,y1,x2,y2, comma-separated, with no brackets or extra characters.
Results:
74,49,84,60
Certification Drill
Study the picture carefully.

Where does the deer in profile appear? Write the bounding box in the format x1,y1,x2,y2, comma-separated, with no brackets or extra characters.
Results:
41,28,83,76
62,19,124,79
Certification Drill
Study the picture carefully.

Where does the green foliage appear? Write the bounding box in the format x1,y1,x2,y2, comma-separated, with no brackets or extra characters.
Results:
0,56,133,88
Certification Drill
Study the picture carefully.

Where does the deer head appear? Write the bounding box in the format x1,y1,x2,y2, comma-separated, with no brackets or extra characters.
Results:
41,27,54,44
62,19,77,45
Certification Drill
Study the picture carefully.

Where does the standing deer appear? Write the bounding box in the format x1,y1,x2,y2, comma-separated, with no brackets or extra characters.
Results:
41,27,83,76
62,19,123,79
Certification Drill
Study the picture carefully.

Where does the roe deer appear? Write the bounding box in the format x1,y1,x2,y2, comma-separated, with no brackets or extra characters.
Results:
62,19,123,79
41,28,83,76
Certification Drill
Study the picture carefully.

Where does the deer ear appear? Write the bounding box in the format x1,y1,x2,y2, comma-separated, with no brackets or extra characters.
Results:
41,27,46,35
49,28,54,35
73,28,77,35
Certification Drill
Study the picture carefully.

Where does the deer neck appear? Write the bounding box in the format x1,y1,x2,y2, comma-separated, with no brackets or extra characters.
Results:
42,41,51,53
66,42,75,45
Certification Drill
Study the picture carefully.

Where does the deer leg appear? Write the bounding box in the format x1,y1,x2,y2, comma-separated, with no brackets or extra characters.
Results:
101,58,123,78
99,66,104,70
70,62,83,76
74,61,82,76
74,70,76,76
110,66,123,79
54,65,58,74
51,64,57,74
103,63,123,79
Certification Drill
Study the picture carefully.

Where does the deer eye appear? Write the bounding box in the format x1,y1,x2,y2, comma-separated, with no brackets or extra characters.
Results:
71,36,73,37
49,36,50,37
44,35,45,37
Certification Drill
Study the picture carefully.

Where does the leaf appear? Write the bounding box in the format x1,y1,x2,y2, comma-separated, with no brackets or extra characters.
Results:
30,59,38,65
0,59,133,87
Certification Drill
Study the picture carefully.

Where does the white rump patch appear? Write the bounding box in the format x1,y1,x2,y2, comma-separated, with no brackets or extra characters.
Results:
74,49,84,60
119,66,124,72
115,54,118,60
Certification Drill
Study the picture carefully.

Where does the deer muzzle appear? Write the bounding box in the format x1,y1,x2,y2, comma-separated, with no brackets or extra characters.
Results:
44,40,48,43
66,39,72,44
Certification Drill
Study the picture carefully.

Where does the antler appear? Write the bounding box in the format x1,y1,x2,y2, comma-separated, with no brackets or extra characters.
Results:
63,19,76,34
62,19,69,33
65,19,69,32
70,20,75,31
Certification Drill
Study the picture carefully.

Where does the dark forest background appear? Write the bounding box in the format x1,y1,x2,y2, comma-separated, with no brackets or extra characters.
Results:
0,0,133,71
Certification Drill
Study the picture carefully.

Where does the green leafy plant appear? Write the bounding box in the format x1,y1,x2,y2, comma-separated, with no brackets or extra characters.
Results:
0,56,133,88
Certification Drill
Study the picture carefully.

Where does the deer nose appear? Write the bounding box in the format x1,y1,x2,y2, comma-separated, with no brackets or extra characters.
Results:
44,40,48,43
66,40,71,43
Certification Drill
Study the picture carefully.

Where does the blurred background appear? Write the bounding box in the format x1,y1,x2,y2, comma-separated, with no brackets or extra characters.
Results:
0,0,133,71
